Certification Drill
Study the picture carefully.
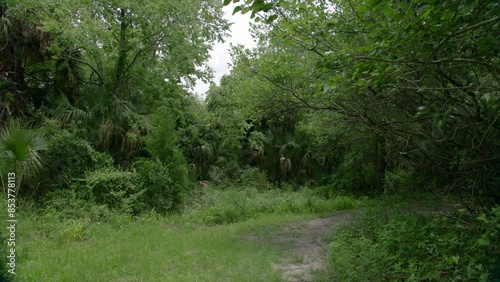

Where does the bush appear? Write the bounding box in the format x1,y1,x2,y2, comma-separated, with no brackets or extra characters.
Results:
135,158,183,213
72,168,145,215
185,186,360,225
313,184,349,199
327,206,500,281
40,130,113,192
0,119,47,196
383,169,416,194
237,167,272,190
42,189,112,221
144,106,188,192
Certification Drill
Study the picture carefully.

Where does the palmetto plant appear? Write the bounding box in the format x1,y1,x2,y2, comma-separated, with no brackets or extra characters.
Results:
0,119,47,195
190,141,228,181
50,88,144,166
0,3,53,125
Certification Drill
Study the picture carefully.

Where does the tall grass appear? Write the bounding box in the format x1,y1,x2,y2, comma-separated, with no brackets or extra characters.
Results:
13,184,362,281
16,213,287,281
183,186,361,225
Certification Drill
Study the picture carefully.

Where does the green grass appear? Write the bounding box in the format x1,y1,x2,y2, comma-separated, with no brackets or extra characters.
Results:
7,185,497,281
17,213,304,281
183,186,363,225
11,186,364,281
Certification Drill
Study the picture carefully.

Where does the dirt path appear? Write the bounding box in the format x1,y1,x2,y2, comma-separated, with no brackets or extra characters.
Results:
247,211,361,282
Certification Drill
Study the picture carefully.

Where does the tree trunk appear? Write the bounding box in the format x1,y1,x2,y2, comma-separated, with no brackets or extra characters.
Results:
114,9,128,97
375,135,387,191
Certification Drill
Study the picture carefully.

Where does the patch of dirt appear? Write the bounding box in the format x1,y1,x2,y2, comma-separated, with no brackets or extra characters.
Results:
247,211,362,282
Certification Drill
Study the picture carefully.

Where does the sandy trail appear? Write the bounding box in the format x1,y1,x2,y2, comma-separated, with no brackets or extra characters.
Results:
247,211,361,282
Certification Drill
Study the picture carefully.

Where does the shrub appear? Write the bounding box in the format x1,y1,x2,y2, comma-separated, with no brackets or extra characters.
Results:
0,119,47,196
327,206,500,281
40,130,113,192
185,185,360,225
58,218,91,243
237,167,272,190
383,169,415,194
135,158,183,213
312,184,358,200
42,188,111,221
144,105,188,192
73,168,145,215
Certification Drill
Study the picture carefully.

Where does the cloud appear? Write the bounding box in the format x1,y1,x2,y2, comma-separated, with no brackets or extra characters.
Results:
192,4,256,99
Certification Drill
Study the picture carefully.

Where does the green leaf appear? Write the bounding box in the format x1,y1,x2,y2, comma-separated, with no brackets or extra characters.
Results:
358,5,368,13
440,9,454,21
417,87,426,93
266,14,278,23
416,5,430,16
417,4,434,19
223,0,232,6
233,6,243,15
459,1,477,15
447,255,459,265
477,237,490,246
477,213,488,223
250,0,265,12
262,3,273,12
351,68,360,79
382,3,396,18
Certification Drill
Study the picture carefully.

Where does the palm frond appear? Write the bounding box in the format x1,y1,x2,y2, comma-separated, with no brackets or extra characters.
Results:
0,119,47,195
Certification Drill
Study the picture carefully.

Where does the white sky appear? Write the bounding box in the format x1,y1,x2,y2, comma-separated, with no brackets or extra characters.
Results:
192,3,257,99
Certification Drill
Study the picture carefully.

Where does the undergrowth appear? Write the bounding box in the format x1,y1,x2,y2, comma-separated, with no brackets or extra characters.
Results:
10,183,362,281
327,205,500,281
183,185,361,225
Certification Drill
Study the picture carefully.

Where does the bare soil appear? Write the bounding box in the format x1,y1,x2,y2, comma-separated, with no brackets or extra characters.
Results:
246,211,362,282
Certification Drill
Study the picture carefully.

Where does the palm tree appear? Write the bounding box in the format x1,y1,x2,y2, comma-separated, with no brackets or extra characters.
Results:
0,119,47,195
0,2,53,126
50,88,143,167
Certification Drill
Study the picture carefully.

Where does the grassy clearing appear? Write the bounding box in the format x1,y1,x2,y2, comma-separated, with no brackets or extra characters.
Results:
17,214,299,281
9,185,364,281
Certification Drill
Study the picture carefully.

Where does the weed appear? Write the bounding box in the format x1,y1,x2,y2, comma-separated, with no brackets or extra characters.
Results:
185,185,361,225
16,183,364,281
291,254,304,264
327,206,500,281
59,219,89,243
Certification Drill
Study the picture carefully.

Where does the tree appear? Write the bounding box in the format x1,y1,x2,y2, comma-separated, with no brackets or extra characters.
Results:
5,0,230,165
220,0,500,204
0,1,54,126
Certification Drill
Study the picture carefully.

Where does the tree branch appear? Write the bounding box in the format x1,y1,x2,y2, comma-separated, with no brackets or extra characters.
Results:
73,58,104,85
426,16,500,63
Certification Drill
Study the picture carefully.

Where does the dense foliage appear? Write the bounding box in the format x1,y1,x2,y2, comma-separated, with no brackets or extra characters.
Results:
328,205,500,281
1,0,497,208
215,0,500,208
0,0,498,280
0,0,229,209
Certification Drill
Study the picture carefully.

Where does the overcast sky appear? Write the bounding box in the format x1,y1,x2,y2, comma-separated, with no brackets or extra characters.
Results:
192,4,257,99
